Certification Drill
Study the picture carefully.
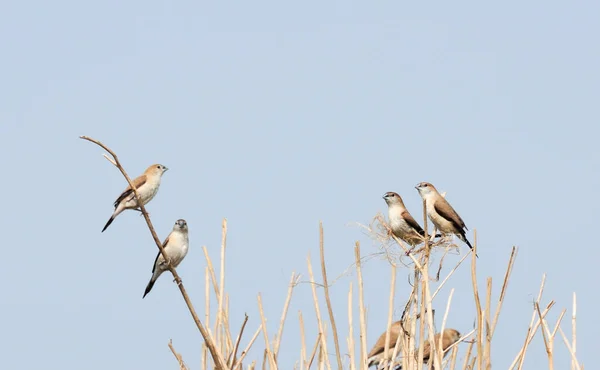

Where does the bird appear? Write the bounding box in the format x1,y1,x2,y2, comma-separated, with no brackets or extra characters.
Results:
383,191,430,248
367,320,403,369
419,328,461,367
143,219,189,298
414,182,475,256
101,164,168,232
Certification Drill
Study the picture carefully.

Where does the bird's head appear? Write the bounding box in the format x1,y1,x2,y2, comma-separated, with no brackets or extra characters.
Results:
415,182,436,197
147,164,169,177
444,328,461,344
174,219,188,232
382,191,404,206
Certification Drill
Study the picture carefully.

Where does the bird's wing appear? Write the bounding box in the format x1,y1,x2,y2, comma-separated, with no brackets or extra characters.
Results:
151,236,170,273
368,324,401,358
113,174,148,208
368,333,386,358
401,210,424,235
434,199,467,231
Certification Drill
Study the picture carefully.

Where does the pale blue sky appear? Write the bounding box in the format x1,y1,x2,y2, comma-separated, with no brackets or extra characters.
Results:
1,1,598,369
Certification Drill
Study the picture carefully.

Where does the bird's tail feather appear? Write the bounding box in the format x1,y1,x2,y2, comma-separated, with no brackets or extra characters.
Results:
101,215,116,232
460,234,479,258
143,278,155,298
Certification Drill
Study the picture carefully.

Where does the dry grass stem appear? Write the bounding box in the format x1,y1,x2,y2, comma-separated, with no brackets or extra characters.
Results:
273,272,299,361
229,313,249,368
318,222,343,370
169,339,188,370
354,243,368,370
383,263,397,368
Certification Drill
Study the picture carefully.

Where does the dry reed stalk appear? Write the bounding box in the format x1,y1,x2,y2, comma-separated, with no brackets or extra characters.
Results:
202,343,207,370
512,299,556,370
490,247,517,335
169,339,188,370
204,266,210,370
307,333,322,369
482,277,492,369
407,274,419,370
354,243,368,370
203,246,220,296
383,264,397,368
225,295,234,354
229,313,249,368
273,272,299,362
262,350,268,370
437,288,454,368
512,274,548,370
470,231,483,370
80,136,227,370
418,198,436,370
423,268,440,370
558,327,582,370
571,293,577,370
318,223,343,370
306,255,332,370
234,326,262,369
299,312,307,370
347,282,356,370
448,344,459,370
257,293,277,369
215,220,228,353
417,280,426,370
462,339,474,370
537,303,567,370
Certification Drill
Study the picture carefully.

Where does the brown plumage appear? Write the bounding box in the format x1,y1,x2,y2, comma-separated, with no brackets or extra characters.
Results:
415,182,476,256
419,328,461,366
383,192,426,246
367,320,403,368
102,164,168,232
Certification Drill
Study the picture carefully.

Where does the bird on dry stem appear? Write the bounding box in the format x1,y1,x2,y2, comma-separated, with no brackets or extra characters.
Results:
101,164,169,232
382,192,442,254
367,320,403,369
418,328,461,369
415,182,477,257
143,219,189,298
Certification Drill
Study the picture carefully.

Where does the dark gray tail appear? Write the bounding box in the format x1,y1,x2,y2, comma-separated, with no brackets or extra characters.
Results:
461,234,478,258
143,279,155,298
101,215,116,232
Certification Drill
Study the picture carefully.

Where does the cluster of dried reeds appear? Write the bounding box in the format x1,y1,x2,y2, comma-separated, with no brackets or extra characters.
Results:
82,136,583,370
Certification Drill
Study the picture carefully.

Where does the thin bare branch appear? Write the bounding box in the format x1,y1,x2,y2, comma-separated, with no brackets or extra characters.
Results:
80,136,227,369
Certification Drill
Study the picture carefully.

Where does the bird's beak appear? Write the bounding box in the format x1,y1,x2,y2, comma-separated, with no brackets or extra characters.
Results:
382,194,387,199
164,166,169,172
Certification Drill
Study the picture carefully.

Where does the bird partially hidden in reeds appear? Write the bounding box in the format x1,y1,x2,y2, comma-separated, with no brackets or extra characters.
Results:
367,320,403,369
418,328,461,369
367,326,461,369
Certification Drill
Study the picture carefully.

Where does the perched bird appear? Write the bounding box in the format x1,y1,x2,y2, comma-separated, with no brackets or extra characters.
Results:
383,192,429,247
143,219,189,298
367,320,403,368
419,328,461,366
102,164,168,232
414,182,475,255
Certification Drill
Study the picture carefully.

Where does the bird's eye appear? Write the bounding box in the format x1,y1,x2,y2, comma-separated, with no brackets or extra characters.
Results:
157,165,161,169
